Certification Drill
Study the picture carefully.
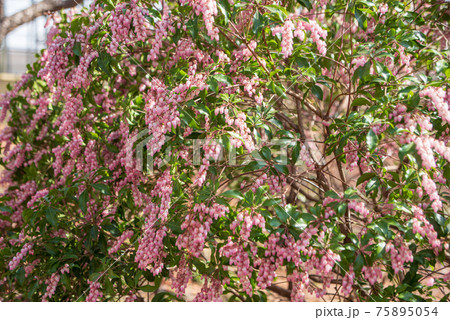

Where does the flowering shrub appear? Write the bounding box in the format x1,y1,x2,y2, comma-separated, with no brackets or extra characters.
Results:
0,0,449,302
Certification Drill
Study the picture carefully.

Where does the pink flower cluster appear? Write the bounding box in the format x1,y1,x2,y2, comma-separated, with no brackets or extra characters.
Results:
234,75,262,103
42,273,60,301
85,280,102,302
220,237,253,295
287,270,310,301
420,87,449,125
107,1,152,55
348,200,370,219
232,41,257,69
170,256,192,298
395,46,413,75
125,292,138,302
253,226,344,300
233,112,256,152
108,230,134,255
344,140,359,171
300,144,315,169
421,174,442,213
341,266,355,296
180,0,219,41
412,205,442,253
193,138,222,186
24,258,40,277
0,74,32,122
177,203,228,257
272,16,327,57
38,36,73,90
412,134,450,170
28,96,50,133
390,103,408,123
8,242,33,270
250,172,286,195
148,4,175,63
135,170,172,273
297,19,328,55
361,265,382,285
230,209,266,241
193,276,227,302
71,50,99,89
27,189,49,209
379,3,389,15
272,20,295,57
255,257,278,290
135,224,167,274
385,240,413,274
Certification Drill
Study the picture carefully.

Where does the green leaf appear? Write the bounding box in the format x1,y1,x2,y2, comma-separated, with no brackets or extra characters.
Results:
213,73,233,86
443,164,450,181
354,253,364,273
291,142,300,164
90,226,98,241
92,184,112,195
375,61,391,81
207,77,219,93
268,218,282,228
97,51,112,75
260,146,272,161
106,144,119,153
244,190,254,206
102,223,121,237
324,190,340,199
243,160,266,172
89,272,101,282
218,0,230,25
353,61,372,83
296,0,312,10
336,203,348,216
275,205,289,223
355,8,367,31
365,177,380,194
167,220,183,235
344,188,358,198
399,142,416,161
274,164,289,175
0,205,13,213
311,85,323,100
268,81,287,99
253,10,264,36
262,198,281,207
45,207,58,228
436,59,448,74
73,42,82,57
351,97,370,107
16,267,25,286
300,212,316,222
220,190,244,200
186,16,199,39
79,190,88,214
366,129,378,153
357,172,377,185
264,5,288,22
140,284,159,292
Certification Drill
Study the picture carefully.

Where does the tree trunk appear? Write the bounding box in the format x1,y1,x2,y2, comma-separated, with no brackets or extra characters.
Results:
0,0,5,23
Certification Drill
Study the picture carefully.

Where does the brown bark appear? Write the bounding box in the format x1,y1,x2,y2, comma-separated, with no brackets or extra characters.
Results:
0,0,5,22
0,0,79,45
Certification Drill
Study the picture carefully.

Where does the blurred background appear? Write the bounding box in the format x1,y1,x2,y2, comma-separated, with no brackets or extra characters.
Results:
0,0,48,75
0,0,92,92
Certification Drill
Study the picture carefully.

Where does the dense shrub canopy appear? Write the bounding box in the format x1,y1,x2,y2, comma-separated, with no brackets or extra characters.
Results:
0,0,449,301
